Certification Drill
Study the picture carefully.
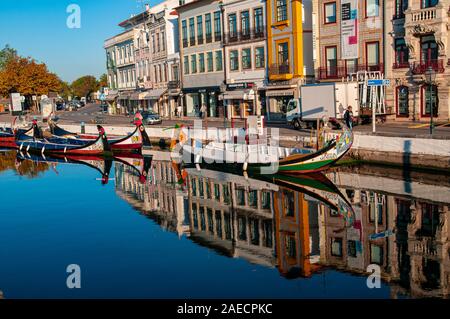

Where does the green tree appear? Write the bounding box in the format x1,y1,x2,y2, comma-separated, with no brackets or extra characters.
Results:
59,80,72,100
0,45,18,70
71,75,98,99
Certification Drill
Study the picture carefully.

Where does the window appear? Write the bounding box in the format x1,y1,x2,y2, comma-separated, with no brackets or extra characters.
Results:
191,54,197,73
366,0,379,18
276,0,288,22
215,51,223,71
157,33,160,52
161,31,166,51
189,17,196,46
205,13,212,42
366,42,379,68
283,190,295,217
255,47,265,68
214,11,222,41
241,11,250,38
395,0,408,19
326,46,338,76
197,16,203,44
421,35,438,63
228,13,237,38
182,20,188,47
422,85,438,117
254,8,264,34
152,35,156,53
230,50,239,71
207,52,213,72
370,244,383,265
422,0,438,8
277,41,289,65
396,86,409,116
331,238,343,257
348,240,357,257
242,48,251,69
324,2,336,24
285,235,296,259
395,38,409,66
199,53,205,73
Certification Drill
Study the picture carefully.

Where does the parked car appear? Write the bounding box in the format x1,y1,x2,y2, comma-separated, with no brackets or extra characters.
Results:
55,101,65,111
142,111,162,125
67,100,81,111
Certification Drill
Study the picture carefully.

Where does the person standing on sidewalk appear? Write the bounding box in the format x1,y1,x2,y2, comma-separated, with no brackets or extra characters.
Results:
344,105,354,130
200,104,207,119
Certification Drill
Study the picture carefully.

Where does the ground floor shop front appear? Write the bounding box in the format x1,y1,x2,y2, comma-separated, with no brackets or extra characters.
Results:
183,87,224,118
264,85,297,122
388,80,450,122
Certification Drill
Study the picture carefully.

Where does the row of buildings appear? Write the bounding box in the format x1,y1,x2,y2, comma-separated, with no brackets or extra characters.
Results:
104,0,450,122
115,155,450,298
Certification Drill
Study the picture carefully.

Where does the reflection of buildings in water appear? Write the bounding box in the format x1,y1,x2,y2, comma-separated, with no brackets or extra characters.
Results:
115,161,190,237
326,168,449,298
115,158,449,298
186,169,322,277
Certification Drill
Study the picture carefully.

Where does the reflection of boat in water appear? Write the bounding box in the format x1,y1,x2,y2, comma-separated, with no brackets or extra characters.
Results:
16,152,113,185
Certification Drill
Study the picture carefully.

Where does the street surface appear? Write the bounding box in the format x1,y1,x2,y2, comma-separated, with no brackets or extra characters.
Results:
1,103,450,139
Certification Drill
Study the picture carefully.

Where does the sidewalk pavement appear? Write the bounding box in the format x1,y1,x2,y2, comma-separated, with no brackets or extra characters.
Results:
1,111,449,140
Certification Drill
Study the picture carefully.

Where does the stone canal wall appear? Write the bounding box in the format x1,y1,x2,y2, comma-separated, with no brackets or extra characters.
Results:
4,122,449,170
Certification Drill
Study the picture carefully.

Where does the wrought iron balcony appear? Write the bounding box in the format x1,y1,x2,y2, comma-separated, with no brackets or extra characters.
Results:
393,61,410,69
316,62,384,80
411,59,445,74
168,81,181,89
269,63,290,76
223,28,266,45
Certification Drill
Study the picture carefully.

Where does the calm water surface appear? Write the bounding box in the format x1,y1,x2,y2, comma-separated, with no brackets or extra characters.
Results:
0,150,448,299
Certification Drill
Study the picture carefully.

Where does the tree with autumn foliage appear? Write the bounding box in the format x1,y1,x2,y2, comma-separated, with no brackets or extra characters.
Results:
98,74,108,89
0,51,61,111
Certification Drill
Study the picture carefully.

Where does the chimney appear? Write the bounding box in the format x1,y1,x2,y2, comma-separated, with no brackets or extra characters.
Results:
145,3,150,12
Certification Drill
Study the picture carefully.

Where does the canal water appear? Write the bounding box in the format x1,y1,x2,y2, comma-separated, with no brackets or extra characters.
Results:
0,150,448,299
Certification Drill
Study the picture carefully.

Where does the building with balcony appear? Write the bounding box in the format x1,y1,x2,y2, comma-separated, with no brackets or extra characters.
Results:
386,0,450,121
177,0,226,118
104,1,181,117
221,0,267,119
104,27,138,114
313,0,385,80
265,0,314,122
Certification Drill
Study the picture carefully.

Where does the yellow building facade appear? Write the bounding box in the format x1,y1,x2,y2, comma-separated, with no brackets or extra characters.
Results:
265,0,314,121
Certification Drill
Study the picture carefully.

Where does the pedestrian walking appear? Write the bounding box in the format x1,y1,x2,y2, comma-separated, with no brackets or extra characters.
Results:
344,105,354,130
200,104,207,119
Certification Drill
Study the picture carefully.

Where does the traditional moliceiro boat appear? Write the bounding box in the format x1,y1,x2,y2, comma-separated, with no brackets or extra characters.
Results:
48,118,151,152
175,124,353,174
16,124,111,156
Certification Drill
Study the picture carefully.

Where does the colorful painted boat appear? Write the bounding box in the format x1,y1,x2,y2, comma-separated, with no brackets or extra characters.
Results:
0,125,34,149
175,124,353,174
48,119,151,152
16,125,111,156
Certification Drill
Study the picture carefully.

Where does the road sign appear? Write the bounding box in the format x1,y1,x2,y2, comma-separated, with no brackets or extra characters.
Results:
368,79,390,87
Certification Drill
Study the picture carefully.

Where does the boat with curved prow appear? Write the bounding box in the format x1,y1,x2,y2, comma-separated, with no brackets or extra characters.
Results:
16,125,112,156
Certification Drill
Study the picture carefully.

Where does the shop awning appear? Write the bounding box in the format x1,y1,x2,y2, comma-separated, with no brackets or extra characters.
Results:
265,89,295,97
143,89,167,100
130,92,142,100
105,94,118,101
222,90,255,100
118,93,130,100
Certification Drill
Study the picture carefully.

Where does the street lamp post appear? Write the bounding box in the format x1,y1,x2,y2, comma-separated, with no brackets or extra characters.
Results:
425,66,436,135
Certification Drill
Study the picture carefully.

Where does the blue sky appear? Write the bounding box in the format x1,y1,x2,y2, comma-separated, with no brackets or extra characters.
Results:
0,0,159,83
